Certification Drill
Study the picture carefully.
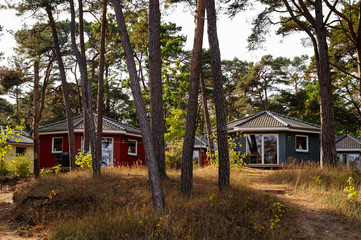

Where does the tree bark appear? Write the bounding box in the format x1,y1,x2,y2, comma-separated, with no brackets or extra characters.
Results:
69,0,100,176
33,60,40,178
180,0,206,197
314,0,337,167
111,0,165,212
200,70,215,162
149,0,166,180
46,5,76,170
96,0,108,167
206,0,230,190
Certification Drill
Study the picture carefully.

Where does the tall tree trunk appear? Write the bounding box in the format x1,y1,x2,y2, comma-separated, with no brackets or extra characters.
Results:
69,0,100,176
200,70,215,162
206,0,230,190
180,0,206,197
39,57,54,120
33,60,40,178
149,0,166,180
314,0,337,167
46,5,76,170
96,0,108,167
111,0,165,212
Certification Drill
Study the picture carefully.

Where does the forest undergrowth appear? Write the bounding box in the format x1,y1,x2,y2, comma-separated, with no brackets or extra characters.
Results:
14,167,296,240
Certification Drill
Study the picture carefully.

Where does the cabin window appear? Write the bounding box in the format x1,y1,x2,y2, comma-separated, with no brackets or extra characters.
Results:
246,134,278,164
295,135,308,152
52,137,63,153
16,147,27,156
101,138,113,167
128,139,137,156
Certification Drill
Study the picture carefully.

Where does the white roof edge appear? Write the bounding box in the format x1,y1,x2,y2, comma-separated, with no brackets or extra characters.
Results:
232,127,320,134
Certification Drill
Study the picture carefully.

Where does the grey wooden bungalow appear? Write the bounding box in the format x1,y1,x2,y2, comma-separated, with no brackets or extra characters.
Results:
227,111,320,167
336,134,361,168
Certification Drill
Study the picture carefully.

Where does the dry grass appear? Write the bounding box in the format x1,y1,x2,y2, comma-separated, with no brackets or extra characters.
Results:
267,162,361,230
14,167,296,240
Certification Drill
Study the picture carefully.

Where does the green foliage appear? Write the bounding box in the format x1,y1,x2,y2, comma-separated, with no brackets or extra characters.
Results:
344,177,359,203
8,152,31,178
40,164,62,176
165,141,182,169
0,124,24,177
165,108,185,142
208,132,246,167
268,202,289,230
75,152,92,169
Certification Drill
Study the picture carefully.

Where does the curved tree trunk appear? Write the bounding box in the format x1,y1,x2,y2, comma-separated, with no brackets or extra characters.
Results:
46,5,76,170
111,0,165,212
69,0,100,176
180,0,206,197
206,0,230,190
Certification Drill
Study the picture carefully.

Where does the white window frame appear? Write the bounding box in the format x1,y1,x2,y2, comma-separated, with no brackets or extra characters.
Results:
295,135,309,153
52,137,63,154
246,134,279,165
128,139,138,156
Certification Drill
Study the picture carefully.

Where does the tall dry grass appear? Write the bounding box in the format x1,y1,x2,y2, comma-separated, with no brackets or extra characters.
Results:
14,167,296,240
267,162,361,230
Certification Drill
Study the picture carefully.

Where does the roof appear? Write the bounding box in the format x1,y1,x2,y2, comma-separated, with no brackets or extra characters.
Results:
194,134,208,148
39,115,141,135
336,134,361,151
0,126,33,145
227,111,320,133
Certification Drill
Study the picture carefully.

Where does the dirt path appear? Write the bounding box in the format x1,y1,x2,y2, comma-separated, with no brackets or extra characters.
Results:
247,169,361,240
0,179,44,240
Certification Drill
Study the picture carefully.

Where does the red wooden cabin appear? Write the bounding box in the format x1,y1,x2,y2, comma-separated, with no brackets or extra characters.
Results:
38,115,145,169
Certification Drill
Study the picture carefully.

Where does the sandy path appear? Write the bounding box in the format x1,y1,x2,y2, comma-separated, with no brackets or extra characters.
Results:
0,180,43,240
247,170,361,240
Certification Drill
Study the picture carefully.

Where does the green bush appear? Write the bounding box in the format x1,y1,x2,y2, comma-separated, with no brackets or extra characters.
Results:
165,141,182,169
8,153,31,178
75,152,92,169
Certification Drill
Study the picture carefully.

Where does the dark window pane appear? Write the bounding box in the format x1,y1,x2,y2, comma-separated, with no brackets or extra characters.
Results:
16,147,27,155
264,135,277,164
128,140,137,155
246,135,262,164
296,136,307,151
53,138,63,152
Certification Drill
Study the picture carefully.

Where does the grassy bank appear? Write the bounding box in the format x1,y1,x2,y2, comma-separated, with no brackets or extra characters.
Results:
14,167,295,240
267,163,361,230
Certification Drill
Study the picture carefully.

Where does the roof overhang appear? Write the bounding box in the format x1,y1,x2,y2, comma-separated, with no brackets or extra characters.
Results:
231,127,320,134
336,148,361,152
38,129,138,136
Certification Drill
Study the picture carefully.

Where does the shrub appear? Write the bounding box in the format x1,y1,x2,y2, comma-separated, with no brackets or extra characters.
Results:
75,152,92,169
207,132,246,167
165,141,182,169
40,165,62,176
8,152,31,178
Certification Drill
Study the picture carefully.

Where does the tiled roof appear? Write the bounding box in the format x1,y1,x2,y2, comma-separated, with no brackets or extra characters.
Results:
39,115,141,135
336,134,361,150
0,126,33,145
227,111,320,132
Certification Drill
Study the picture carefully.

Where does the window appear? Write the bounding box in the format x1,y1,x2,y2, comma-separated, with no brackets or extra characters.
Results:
16,147,27,156
101,138,113,167
52,137,63,153
295,135,308,152
128,139,137,156
246,134,278,164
